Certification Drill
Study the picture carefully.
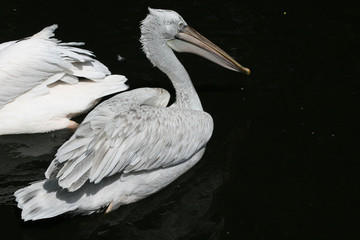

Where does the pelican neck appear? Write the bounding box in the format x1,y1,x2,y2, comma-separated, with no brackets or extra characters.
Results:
155,47,203,111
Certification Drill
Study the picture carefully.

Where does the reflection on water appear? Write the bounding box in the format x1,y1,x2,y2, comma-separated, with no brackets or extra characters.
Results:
0,131,72,157
0,130,73,204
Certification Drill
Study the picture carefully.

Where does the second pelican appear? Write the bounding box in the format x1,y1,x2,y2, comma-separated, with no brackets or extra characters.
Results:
0,25,128,135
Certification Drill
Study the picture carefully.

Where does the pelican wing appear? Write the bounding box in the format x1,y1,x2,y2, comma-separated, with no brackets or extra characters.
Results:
0,25,110,109
45,88,214,192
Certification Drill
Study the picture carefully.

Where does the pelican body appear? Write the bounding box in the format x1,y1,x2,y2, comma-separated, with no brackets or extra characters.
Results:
0,25,128,135
15,8,250,221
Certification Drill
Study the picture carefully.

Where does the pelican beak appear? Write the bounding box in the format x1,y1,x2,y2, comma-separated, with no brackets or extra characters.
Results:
167,26,250,75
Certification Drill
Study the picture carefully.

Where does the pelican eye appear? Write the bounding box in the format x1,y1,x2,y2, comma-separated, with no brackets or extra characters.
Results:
178,21,185,30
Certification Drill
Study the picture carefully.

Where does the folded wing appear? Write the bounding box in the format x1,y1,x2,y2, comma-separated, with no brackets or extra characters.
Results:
45,88,214,192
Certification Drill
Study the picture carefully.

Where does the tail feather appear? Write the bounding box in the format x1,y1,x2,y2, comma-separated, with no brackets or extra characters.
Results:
14,180,78,221
32,24,58,39
14,173,127,221
92,74,128,99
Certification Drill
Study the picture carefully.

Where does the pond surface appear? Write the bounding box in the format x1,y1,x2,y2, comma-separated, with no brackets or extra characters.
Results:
0,0,359,239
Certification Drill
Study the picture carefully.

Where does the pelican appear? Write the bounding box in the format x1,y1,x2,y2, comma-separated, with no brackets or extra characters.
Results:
14,8,250,221
0,25,128,135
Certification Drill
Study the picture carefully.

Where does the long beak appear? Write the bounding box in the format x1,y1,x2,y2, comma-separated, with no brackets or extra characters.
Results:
167,26,250,75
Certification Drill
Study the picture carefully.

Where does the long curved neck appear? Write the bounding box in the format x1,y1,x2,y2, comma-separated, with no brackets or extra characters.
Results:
158,49,202,110
142,38,202,111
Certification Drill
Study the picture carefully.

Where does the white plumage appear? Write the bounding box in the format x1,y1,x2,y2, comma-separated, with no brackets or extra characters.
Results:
15,8,250,221
0,25,128,135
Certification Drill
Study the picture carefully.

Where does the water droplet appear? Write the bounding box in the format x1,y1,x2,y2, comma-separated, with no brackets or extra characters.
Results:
117,55,125,61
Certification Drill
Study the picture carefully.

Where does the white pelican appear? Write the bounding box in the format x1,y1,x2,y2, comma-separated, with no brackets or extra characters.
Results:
14,8,250,221
0,25,128,135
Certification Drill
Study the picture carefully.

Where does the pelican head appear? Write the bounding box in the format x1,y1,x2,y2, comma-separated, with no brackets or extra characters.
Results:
140,8,250,75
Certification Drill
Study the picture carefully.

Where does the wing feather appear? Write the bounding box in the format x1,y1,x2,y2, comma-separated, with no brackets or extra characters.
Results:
0,24,110,109
45,88,213,192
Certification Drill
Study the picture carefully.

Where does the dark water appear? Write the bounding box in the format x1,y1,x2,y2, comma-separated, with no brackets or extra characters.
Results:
0,0,359,239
